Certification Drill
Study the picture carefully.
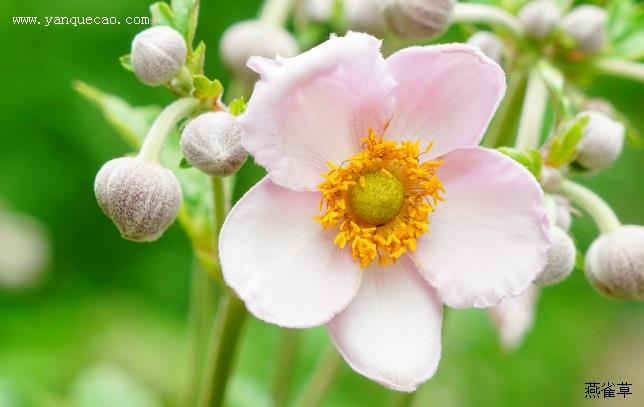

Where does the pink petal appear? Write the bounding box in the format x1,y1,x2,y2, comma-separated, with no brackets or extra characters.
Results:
327,256,443,392
413,147,550,308
488,285,539,350
384,44,506,157
220,177,362,328
240,32,396,191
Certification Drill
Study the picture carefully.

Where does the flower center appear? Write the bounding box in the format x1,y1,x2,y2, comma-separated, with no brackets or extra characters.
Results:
349,170,404,226
315,129,444,268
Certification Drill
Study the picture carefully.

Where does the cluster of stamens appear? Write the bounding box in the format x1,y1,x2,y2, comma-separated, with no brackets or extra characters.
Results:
315,130,444,268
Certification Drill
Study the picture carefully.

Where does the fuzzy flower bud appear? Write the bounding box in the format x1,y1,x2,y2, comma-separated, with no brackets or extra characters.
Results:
518,0,561,39
534,226,576,287
345,0,386,35
560,5,607,54
219,20,299,80
554,195,572,232
299,0,333,22
467,32,504,65
575,111,625,172
180,112,248,177
94,157,182,242
585,225,644,301
383,0,455,40
131,26,187,86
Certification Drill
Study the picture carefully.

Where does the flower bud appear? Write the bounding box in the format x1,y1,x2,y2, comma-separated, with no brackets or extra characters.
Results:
585,225,644,301
0,211,49,290
131,26,187,86
518,0,561,39
383,0,455,40
345,0,386,35
574,111,625,172
299,0,333,23
560,5,607,54
534,226,576,287
466,32,504,65
540,166,563,193
181,112,248,177
488,285,539,350
94,157,182,242
554,195,572,231
219,20,299,80
583,98,615,116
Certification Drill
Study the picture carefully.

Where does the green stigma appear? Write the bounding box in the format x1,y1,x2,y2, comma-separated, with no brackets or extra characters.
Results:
349,170,404,226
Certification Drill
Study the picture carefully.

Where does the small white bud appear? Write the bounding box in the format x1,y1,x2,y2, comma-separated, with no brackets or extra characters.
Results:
131,26,187,86
466,32,504,65
488,285,539,350
534,226,576,287
0,211,49,290
94,157,182,242
585,226,644,301
344,0,386,35
518,0,561,39
575,111,625,172
554,195,572,232
181,112,248,177
540,166,563,193
219,20,299,80
299,0,334,22
583,98,615,116
560,5,607,54
383,0,455,40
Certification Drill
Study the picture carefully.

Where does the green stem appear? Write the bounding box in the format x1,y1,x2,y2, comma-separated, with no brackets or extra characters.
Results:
558,180,621,234
272,330,301,407
483,70,528,148
211,177,226,258
391,392,415,407
515,67,548,150
593,58,644,84
138,97,201,162
198,292,248,407
260,0,296,27
294,344,343,407
452,3,524,37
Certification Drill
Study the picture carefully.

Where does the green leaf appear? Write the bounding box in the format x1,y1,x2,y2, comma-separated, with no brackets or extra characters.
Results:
546,114,590,167
179,158,193,169
171,0,199,46
228,97,246,116
497,147,543,178
75,81,213,245
186,41,206,75
192,75,223,99
149,1,175,27
119,54,133,72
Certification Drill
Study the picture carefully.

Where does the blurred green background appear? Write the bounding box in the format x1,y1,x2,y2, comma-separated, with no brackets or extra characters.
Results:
1,0,643,406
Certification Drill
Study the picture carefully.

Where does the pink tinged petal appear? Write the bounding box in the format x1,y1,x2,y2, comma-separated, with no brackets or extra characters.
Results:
327,256,443,392
220,177,361,328
488,285,539,350
240,32,396,191
414,147,550,308
384,44,506,157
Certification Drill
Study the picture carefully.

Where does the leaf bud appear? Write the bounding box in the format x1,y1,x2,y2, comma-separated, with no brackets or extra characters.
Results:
383,0,455,40
560,5,607,54
534,226,576,287
94,157,182,242
518,0,561,39
131,26,187,86
574,111,625,172
180,112,248,177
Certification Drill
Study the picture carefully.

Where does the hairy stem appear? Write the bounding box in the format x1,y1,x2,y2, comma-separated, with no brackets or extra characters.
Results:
138,97,201,162
294,344,343,407
452,3,524,37
260,0,296,27
593,58,644,84
559,180,621,234
483,70,528,148
272,330,301,407
515,68,548,150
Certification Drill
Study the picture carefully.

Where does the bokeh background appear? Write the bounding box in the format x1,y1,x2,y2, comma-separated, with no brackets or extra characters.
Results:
1,0,643,406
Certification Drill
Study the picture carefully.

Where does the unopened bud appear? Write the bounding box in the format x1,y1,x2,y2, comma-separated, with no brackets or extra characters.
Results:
94,157,182,242
345,0,386,35
574,111,625,172
534,226,576,286
383,0,455,40
583,98,615,116
518,0,561,39
299,0,333,22
181,112,248,177
467,32,504,65
219,20,299,80
0,211,49,290
585,225,644,301
560,5,607,54
554,195,572,231
131,26,187,86
540,166,563,193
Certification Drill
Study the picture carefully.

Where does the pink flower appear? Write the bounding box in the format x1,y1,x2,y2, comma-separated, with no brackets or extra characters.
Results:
220,32,550,391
